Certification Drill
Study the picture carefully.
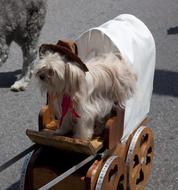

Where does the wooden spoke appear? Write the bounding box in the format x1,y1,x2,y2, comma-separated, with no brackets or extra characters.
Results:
132,164,142,181
126,126,154,190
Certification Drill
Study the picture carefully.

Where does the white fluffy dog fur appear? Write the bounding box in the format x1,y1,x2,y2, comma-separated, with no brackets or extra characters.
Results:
35,52,137,140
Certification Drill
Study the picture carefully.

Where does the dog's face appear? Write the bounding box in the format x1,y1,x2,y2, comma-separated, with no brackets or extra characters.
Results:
35,52,66,94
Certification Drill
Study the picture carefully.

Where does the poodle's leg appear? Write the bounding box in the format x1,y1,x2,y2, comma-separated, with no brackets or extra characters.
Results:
11,3,46,91
0,37,10,66
10,40,38,91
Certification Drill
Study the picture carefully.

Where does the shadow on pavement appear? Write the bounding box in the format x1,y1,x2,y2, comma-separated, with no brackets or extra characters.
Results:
167,26,178,35
6,181,20,190
0,70,21,88
153,69,178,97
0,69,177,97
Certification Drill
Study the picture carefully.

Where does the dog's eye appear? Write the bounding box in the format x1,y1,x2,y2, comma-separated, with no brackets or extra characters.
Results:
39,74,46,81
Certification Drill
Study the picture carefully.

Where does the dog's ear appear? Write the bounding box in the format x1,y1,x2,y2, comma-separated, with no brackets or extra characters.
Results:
57,40,78,55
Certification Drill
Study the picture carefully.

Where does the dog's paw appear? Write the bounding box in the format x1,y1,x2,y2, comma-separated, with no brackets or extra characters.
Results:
74,130,93,140
54,128,67,136
10,79,29,92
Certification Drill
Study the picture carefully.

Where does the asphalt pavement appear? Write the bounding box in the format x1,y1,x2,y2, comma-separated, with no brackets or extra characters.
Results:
0,0,178,189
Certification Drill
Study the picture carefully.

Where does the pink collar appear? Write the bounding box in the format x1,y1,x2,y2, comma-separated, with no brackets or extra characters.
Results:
60,95,80,126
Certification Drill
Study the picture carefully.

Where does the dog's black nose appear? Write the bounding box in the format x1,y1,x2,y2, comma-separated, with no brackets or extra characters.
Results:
39,74,45,81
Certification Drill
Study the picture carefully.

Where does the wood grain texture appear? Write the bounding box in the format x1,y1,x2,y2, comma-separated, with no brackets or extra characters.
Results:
26,129,103,155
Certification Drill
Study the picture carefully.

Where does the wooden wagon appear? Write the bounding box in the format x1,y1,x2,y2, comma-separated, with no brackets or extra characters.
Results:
20,14,156,190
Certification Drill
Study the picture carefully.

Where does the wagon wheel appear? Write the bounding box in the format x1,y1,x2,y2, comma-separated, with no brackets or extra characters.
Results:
20,148,41,190
95,156,126,190
126,126,154,190
19,151,34,190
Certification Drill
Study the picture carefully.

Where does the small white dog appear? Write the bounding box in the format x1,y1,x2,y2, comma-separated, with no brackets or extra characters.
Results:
35,40,137,140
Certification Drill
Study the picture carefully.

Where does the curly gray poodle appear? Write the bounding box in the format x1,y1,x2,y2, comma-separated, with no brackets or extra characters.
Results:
0,0,46,91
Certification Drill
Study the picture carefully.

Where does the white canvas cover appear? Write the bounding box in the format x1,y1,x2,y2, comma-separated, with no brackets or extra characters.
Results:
76,14,156,142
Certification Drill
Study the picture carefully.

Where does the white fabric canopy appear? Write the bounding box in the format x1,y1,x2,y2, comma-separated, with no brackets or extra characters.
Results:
76,14,156,142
